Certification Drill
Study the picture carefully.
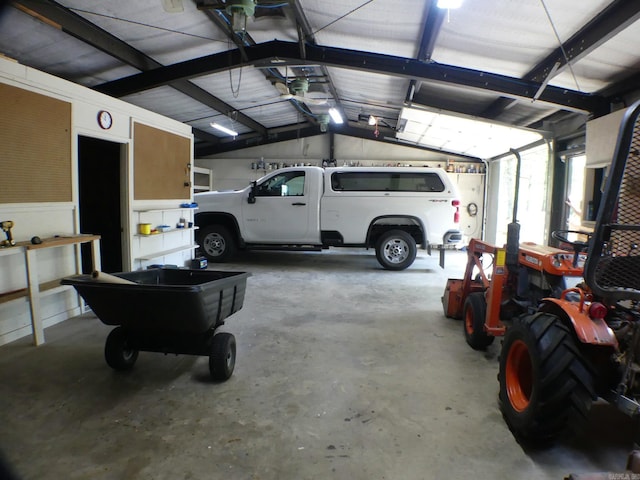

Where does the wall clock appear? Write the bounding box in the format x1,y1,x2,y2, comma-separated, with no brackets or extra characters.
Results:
97,110,113,129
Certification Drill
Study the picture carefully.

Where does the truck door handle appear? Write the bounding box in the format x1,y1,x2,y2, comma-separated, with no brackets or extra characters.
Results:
291,202,306,206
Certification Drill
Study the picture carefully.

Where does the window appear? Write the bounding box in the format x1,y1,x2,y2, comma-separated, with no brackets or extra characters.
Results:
494,144,551,245
256,171,305,197
331,172,445,192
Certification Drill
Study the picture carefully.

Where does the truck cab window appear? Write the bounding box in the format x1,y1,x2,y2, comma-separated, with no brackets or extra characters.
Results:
256,171,306,197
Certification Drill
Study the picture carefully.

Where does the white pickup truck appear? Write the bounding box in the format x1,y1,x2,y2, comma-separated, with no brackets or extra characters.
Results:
195,166,462,270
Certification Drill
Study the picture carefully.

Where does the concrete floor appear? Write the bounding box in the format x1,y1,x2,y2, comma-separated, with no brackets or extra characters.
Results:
0,248,636,479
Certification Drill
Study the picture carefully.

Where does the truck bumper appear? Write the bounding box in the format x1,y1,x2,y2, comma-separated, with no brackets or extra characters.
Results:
443,230,462,245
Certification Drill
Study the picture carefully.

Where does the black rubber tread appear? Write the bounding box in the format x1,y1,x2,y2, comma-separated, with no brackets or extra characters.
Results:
209,332,236,381
463,292,494,350
498,312,595,445
374,230,417,271
104,327,138,371
198,224,236,262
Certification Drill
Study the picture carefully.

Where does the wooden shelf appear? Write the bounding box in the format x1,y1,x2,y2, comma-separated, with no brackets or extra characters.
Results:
0,245,23,257
135,207,197,213
21,234,100,250
135,244,199,261
0,279,74,306
135,226,197,237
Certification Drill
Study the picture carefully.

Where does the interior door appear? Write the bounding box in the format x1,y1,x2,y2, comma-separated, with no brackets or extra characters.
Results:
78,136,123,273
241,170,312,243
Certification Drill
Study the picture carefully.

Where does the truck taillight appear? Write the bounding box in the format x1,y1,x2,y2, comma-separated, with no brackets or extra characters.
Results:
452,199,460,223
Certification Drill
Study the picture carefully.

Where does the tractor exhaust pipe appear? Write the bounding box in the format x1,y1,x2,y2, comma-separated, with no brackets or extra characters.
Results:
506,149,521,269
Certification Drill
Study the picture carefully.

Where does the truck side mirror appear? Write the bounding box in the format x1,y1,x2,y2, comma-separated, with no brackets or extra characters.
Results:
248,181,257,204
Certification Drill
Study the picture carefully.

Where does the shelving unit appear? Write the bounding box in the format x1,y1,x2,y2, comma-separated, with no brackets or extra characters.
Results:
193,166,213,192
132,207,198,268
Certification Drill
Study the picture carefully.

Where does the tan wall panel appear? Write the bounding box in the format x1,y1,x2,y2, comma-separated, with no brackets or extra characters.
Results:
0,84,72,203
133,123,191,200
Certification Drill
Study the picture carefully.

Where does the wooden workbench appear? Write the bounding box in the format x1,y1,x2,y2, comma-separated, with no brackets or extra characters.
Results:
0,234,101,345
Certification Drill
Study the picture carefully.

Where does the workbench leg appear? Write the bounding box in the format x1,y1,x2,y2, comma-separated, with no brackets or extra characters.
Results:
24,248,45,346
91,238,102,272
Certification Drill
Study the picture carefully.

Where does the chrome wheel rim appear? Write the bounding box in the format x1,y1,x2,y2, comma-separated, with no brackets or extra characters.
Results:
383,238,409,264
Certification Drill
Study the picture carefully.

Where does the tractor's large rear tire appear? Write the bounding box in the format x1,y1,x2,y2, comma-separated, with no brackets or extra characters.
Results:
463,292,494,350
498,312,595,445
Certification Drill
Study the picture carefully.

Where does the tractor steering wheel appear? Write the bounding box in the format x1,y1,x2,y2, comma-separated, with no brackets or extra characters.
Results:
551,229,593,267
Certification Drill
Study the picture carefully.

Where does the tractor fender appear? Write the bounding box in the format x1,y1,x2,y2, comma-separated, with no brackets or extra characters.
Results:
539,298,618,347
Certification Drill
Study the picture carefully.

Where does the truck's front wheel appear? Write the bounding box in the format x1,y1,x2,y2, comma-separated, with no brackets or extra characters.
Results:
199,225,236,262
375,230,417,270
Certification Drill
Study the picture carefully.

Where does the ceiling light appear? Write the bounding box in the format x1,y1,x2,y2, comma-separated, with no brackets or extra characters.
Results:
318,114,330,132
328,108,343,124
226,0,256,34
368,115,377,126
437,0,463,8
211,122,238,137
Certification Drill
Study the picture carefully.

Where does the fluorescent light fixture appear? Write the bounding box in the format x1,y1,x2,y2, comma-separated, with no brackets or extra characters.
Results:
328,108,343,124
211,122,238,137
437,0,463,8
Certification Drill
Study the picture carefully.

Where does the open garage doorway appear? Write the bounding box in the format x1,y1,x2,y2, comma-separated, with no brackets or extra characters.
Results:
78,136,125,273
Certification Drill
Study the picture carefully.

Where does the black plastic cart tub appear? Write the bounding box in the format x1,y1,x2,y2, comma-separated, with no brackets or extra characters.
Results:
61,268,251,381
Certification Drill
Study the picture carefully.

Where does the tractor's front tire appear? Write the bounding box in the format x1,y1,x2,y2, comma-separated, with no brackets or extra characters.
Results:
463,292,494,350
498,313,594,445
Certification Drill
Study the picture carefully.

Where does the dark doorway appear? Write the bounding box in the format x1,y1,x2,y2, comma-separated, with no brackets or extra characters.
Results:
78,136,123,273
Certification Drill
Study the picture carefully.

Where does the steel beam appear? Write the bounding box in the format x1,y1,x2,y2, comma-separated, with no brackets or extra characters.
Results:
195,121,483,159
482,0,640,120
526,0,640,84
96,40,607,115
13,0,265,136
405,1,446,106
417,0,446,62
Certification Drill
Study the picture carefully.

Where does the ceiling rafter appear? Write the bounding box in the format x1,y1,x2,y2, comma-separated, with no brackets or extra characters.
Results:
194,120,481,159
11,0,267,138
289,0,342,110
194,0,324,127
527,0,640,84
95,39,608,114
481,0,640,121
405,0,446,104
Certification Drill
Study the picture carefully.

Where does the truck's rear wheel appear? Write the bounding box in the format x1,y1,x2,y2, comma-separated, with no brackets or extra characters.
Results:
375,230,417,270
498,313,594,445
199,225,236,262
463,292,494,350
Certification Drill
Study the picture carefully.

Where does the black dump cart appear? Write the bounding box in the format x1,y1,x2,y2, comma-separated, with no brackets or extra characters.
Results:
61,268,251,381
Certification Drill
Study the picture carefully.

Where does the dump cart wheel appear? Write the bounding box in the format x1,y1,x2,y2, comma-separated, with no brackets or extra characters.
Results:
104,327,139,371
463,292,494,350
209,332,236,381
375,230,417,270
199,225,236,263
498,313,594,445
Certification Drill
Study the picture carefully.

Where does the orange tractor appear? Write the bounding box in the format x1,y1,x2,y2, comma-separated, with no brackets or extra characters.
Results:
444,100,640,444
443,234,589,350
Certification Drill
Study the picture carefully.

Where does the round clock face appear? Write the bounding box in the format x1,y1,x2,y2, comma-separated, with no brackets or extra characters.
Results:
97,110,112,129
